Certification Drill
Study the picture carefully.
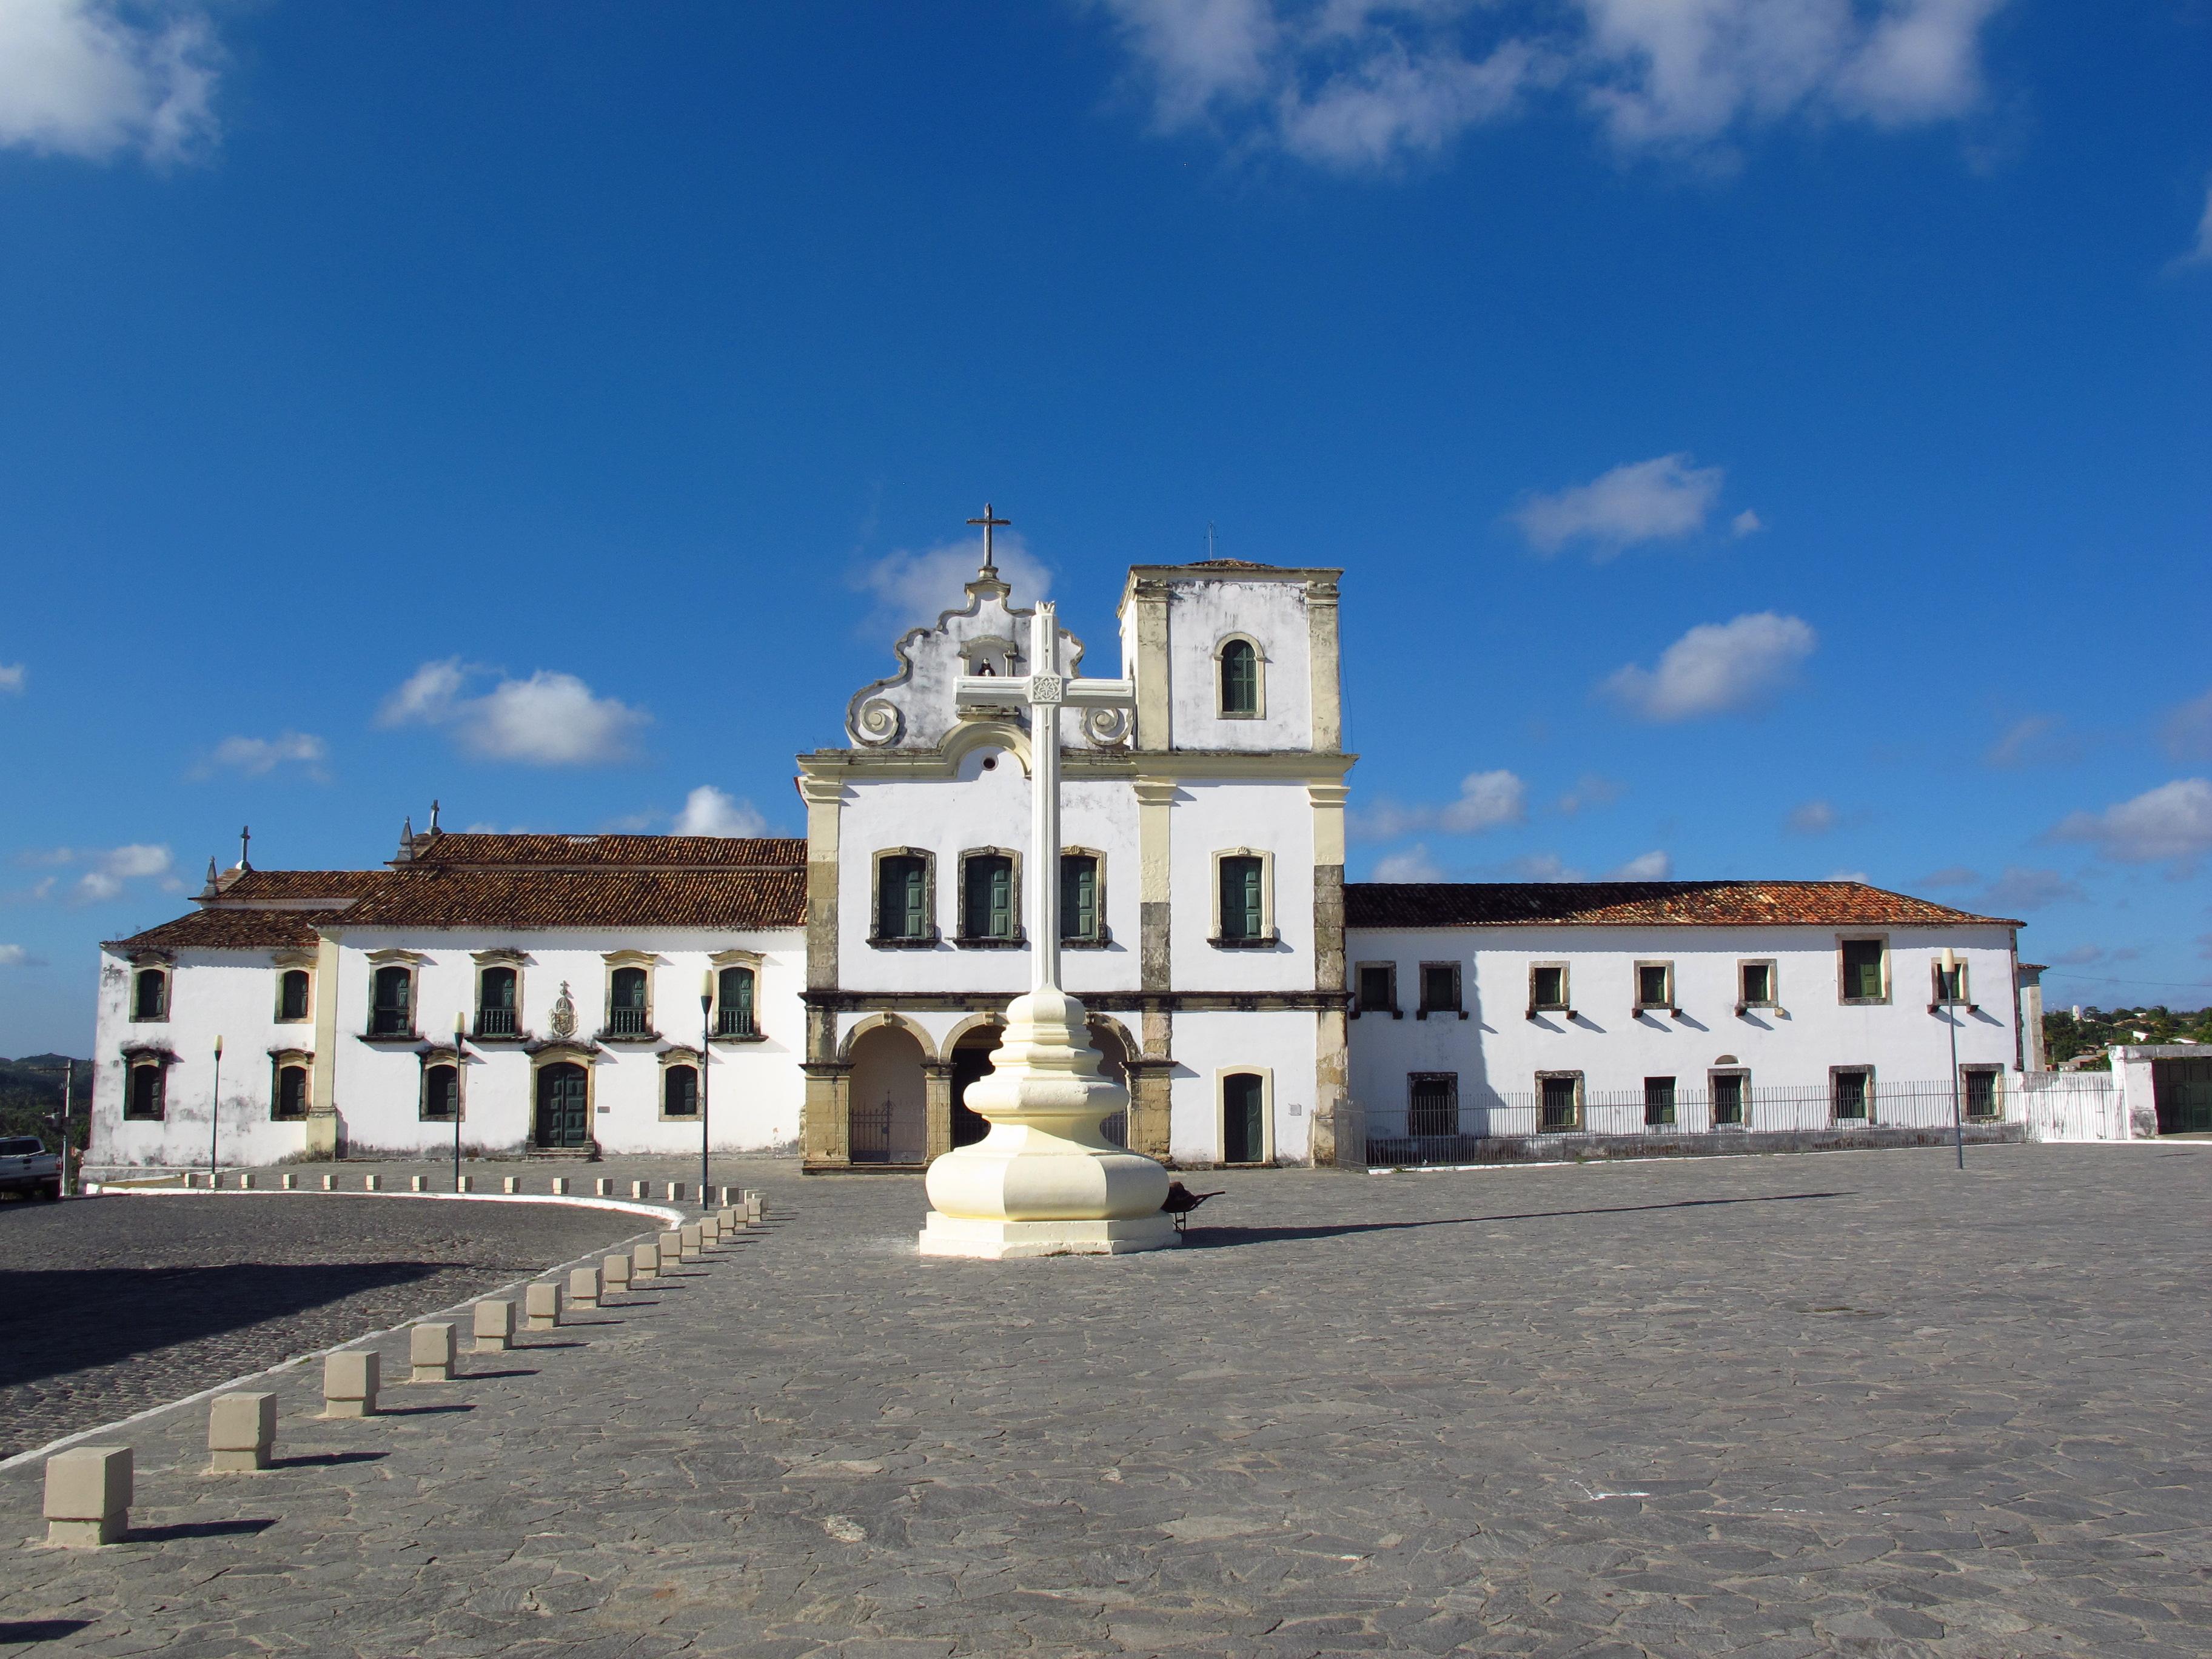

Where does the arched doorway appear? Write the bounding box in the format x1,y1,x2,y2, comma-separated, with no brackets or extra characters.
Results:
535,1062,591,1148
848,1024,927,1164
950,1023,1000,1149
1089,1021,1130,1148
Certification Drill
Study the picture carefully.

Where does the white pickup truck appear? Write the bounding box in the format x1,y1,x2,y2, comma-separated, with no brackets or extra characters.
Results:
0,1135,62,1200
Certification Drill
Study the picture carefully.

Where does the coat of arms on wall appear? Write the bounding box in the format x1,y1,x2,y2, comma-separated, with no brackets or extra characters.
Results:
549,982,577,1039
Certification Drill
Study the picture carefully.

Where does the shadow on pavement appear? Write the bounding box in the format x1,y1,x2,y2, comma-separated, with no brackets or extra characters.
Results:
1176,1190,1849,1248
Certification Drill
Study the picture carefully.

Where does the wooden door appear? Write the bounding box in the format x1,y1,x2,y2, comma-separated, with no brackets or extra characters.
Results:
535,1063,590,1147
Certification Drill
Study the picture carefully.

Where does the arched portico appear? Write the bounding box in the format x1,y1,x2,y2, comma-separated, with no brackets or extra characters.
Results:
847,1021,927,1165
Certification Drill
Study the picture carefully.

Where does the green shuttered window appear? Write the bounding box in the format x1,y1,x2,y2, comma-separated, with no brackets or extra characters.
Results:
1219,856,1264,942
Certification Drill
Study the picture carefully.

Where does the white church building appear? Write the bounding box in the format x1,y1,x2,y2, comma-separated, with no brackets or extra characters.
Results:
90,551,2033,1172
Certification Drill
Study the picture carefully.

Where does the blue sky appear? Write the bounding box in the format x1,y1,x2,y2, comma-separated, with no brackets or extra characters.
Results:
1,1,2208,1053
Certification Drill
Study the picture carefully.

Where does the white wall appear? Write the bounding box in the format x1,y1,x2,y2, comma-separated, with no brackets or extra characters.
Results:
92,948,315,1168
1167,781,1316,991
1168,1009,1319,1165
1345,923,2019,1114
1164,579,1313,753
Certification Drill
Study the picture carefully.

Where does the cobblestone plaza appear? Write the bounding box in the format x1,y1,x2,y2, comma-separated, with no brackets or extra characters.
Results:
4,1144,2209,1656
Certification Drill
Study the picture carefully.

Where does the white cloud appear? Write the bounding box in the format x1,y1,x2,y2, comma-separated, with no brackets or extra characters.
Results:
1827,868,1872,883
1985,713,2077,769
1609,848,1672,879
673,786,767,838
1601,611,1816,722
0,0,220,163
1731,509,1763,537
2050,778,2212,871
1557,773,1624,814
2162,688,2212,762
1786,799,1838,835
2171,181,2212,271
1509,851,1584,882
1510,453,1724,555
25,842,175,903
378,659,648,766
1096,0,2006,170
198,731,329,780
1979,866,2085,913
850,531,1053,635
0,943,40,967
1919,864,1979,888
1370,844,1446,882
1352,769,1526,840
0,661,22,692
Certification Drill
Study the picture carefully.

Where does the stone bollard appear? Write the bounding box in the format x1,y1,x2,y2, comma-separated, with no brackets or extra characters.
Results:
44,1446,132,1547
364,1174,382,1192
503,1175,520,1195
700,1215,720,1244
630,1179,648,1201
658,1230,685,1267
679,1223,703,1260
746,1194,763,1224
595,1177,614,1197
568,1264,600,1309
411,1175,427,1193
208,1392,276,1472
321,1173,337,1190
525,1282,562,1332
602,1253,632,1296
239,1172,256,1191
552,1176,570,1195
282,1171,298,1190
410,1322,457,1382
474,1299,515,1353
323,1351,380,1418
718,1206,742,1232
458,1174,475,1193
632,1242,659,1283
717,1184,737,1208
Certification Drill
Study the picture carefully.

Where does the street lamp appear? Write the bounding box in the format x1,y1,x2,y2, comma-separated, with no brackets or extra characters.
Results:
453,1010,467,1193
1940,947,1964,1170
699,969,714,1213
209,1035,224,1188
26,1058,76,1196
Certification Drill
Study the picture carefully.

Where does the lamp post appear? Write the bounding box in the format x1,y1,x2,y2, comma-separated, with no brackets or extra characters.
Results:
452,1010,467,1193
1941,947,1965,1171
699,970,714,1212
209,1036,224,1187
28,1058,76,1196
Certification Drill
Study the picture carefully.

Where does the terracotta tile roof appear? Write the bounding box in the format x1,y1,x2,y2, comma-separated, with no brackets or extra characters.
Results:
208,869,390,903
338,868,806,931
399,833,806,871
107,907,347,953
1344,880,2019,930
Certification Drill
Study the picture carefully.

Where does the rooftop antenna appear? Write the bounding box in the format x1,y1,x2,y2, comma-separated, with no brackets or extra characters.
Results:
1206,521,1216,560
238,825,251,871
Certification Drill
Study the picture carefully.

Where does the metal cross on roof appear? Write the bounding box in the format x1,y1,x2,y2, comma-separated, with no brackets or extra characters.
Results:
966,503,1011,576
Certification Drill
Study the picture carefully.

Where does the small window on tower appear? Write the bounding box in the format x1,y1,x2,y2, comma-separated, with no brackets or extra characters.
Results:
1060,854,1101,945
1219,638,1260,717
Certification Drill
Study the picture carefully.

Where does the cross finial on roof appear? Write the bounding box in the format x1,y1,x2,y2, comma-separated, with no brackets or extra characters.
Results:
967,503,1011,577
429,799,441,834
239,825,251,871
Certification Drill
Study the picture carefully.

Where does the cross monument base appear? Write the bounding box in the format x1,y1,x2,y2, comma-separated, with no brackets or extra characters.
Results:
917,987,1175,1259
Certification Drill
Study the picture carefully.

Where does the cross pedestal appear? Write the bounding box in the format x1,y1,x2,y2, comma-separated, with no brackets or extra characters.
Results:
917,594,1174,1259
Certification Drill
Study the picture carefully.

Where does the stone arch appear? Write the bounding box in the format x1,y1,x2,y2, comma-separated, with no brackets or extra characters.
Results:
1087,1016,1134,1148
940,719,1032,776
847,1021,928,1165
838,1011,938,1065
946,1014,1005,1150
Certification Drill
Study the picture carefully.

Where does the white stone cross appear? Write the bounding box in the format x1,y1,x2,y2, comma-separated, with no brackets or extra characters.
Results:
953,600,1133,993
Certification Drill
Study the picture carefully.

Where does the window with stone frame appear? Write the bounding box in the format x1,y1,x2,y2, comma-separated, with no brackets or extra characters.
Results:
1529,964,1569,1013
663,1062,700,1118
1418,962,1462,1019
1931,956,1972,1007
124,1058,167,1121
1738,960,1777,1009
1962,1065,2001,1118
1355,962,1398,1018
272,1061,310,1121
1216,854,1267,944
370,964,414,1036
276,968,312,1023
1839,937,1887,1002
1218,637,1261,717
960,851,1017,943
1059,853,1102,945
874,851,933,943
1643,1075,1677,1127
1635,962,1674,1010
132,966,169,1022
1407,1072,1458,1138
606,966,651,1037
421,1060,460,1122
1711,1069,1748,1127
476,965,519,1037
1832,1065,1874,1121
1538,1071,1582,1130
715,965,757,1037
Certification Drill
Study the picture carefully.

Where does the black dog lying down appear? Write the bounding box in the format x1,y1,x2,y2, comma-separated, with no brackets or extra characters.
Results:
1161,1181,1225,1230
